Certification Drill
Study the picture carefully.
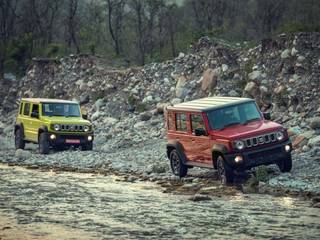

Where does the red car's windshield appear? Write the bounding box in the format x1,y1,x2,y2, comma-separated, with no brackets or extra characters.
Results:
207,101,262,130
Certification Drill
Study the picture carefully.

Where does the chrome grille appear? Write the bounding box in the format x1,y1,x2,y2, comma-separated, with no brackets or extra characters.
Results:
244,132,277,148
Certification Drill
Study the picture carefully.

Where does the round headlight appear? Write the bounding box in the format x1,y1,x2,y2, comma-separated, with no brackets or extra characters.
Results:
276,131,284,141
84,125,90,132
234,140,245,150
54,124,60,131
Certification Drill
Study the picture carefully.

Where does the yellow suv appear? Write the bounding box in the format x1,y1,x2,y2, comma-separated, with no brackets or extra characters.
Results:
15,98,94,154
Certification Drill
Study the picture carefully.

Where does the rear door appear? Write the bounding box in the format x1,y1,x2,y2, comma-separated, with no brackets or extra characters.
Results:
22,102,32,140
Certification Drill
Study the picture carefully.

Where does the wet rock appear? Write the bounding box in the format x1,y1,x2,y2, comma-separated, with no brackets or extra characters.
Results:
15,149,32,160
190,194,212,202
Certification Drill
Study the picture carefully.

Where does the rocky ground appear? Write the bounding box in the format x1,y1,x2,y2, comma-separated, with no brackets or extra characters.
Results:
0,32,320,202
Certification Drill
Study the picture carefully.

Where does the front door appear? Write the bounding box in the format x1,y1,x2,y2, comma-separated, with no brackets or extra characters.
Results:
29,103,41,142
188,113,211,164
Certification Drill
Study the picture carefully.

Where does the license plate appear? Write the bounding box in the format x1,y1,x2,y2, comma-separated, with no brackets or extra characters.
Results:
66,139,80,144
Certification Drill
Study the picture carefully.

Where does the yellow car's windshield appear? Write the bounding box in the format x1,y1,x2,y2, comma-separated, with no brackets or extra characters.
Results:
42,103,80,117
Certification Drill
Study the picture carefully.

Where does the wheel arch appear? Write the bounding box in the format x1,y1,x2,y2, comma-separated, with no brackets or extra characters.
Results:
212,144,229,169
166,140,187,164
14,123,24,137
38,125,48,140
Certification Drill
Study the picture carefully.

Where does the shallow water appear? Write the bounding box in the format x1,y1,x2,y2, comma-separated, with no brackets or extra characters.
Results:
0,164,319,240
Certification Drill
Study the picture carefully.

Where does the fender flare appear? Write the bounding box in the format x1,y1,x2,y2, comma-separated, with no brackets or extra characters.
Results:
166,140,188,164
14,123,25,137
211,144,229,168
38,125,49,137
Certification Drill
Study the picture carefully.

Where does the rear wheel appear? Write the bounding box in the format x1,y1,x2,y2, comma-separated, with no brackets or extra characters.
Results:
170,149,188,178
39,132,50,154
278,156,292,173
15,128,25,149
217,156,234,185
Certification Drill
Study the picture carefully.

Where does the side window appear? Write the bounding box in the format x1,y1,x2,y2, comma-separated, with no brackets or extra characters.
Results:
19,103,24,115
31,104,39,115
167,112,175,130
191,114,205,133
23,103,30,116
175,113,187,132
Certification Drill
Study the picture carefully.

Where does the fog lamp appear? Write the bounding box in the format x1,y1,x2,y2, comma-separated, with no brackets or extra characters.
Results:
50,134,56,140
235,155,243,163
87,135,93,141
285,145,291,152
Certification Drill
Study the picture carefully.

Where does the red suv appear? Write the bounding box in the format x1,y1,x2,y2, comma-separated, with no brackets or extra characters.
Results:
166,97,292,184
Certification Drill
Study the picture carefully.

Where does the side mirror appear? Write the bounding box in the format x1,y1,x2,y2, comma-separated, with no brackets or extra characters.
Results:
263,112,271,120
195,128,207,136
31,112,39,118
82,114,88,120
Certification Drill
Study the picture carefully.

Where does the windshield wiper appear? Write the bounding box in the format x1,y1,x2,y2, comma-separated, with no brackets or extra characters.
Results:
244,117,261,125
219,122,241,130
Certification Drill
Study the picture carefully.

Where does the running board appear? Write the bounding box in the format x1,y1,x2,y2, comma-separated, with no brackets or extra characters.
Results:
185,161,213,169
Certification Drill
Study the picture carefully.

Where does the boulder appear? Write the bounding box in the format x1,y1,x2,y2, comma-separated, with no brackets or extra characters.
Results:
175,75,187,98
201,68,218,91
140,112,152,121
308,117,320,129
281,49,291,59
244,81,259,96
103,117,118,126
248,70,262,81
308,135,320,146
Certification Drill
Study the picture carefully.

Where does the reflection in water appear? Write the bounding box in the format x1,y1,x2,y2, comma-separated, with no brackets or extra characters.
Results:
0,164,319,240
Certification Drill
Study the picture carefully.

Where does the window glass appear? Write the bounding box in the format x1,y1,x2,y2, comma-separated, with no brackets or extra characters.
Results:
207,101,261,130
32,104,39,114
19,103,23,115
42,103,80,117
191,114,205,133
167,112,175,130
175,113,187,132
23,103,30,116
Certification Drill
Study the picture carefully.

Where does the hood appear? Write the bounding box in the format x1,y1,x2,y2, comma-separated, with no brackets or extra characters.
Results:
209,120,283,140
41,116,91,125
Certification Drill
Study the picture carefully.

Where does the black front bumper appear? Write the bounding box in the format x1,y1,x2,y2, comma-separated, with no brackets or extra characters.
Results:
46,132,94,146
224,140,292,170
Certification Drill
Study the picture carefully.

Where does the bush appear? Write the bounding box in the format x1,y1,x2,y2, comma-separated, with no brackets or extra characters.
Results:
278,21,320,34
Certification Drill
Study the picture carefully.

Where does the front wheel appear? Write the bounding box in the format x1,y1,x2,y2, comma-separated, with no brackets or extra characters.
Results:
217,156,234,185
278,156,292,173
82,142,93,151
39,132,50,154
15,128,25,149
170,149,188,178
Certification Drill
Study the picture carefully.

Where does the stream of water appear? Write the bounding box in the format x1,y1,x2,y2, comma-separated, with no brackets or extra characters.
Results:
0,164,319,240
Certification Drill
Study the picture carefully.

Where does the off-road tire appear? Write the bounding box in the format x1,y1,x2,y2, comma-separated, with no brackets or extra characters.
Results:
278,156,292,173
15,128,25,149
169,149,188,178
39,132,50,154
82,142,93,151
217,156,234,185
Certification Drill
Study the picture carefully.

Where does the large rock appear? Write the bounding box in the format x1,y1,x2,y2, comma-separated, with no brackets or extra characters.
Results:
308,117,320,129
244,81,259,96
140,112,152,121
175,75,187,98
308,135,320,146
201,68,218,91
248,70,262,81
281,49,291,59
